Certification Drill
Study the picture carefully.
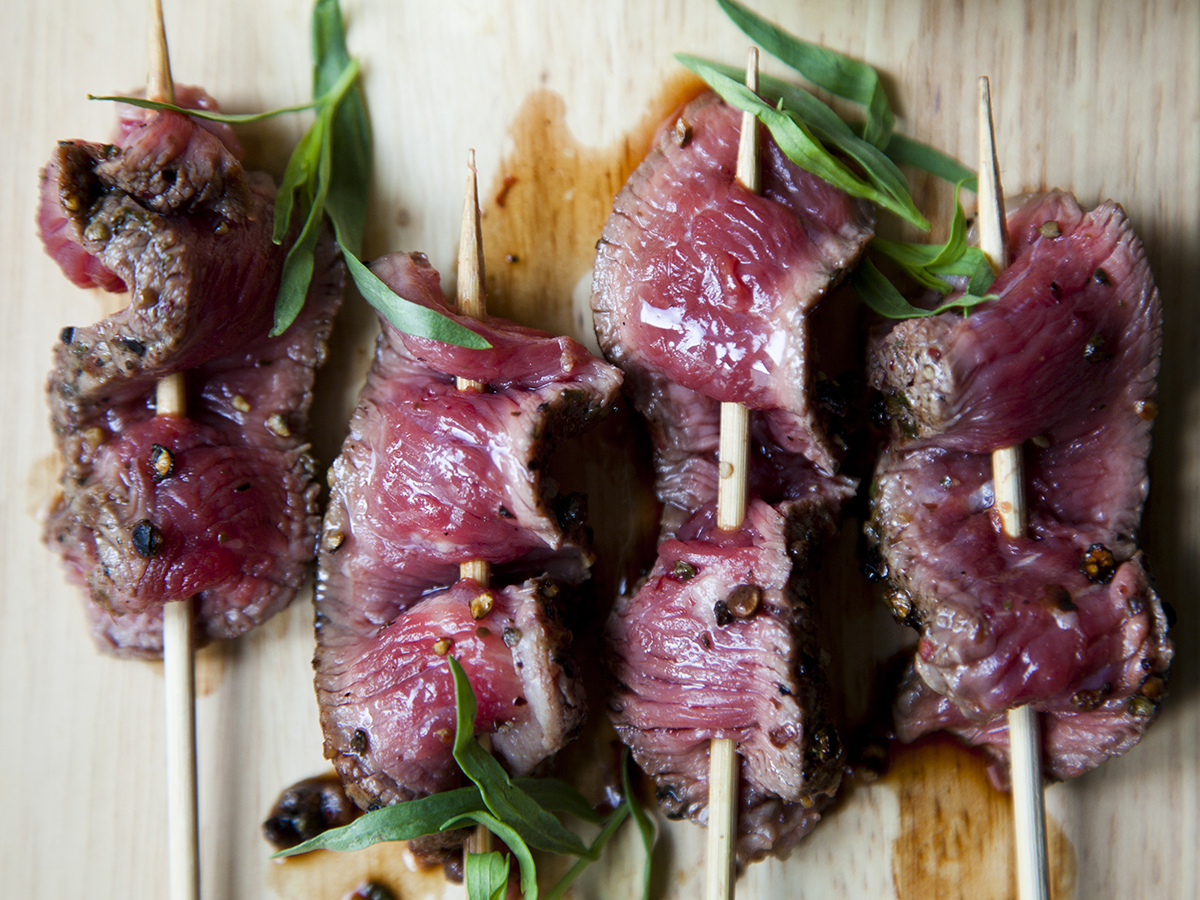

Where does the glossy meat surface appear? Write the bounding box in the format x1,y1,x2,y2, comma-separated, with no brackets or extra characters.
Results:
317,579,586,808
314,251,620,809
592,92,873,473
43,94,343,656
867,192,1172,779
607,499,844,862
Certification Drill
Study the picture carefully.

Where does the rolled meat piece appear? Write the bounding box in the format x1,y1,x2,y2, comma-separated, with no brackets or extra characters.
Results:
866,191,1173,785
592,91,870,862
42,88,344,657
314,250,622,867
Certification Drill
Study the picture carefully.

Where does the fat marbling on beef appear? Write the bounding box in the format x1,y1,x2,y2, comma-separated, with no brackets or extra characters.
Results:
593,91,871,861
314,252,620,826
866,191,1172,783
42,88,343,657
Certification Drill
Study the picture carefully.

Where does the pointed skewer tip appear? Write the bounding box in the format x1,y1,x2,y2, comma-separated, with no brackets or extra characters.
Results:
147,0,175,104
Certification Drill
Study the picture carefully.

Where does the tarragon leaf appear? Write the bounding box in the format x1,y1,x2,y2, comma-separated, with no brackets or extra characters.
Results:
515,778,604,825
449,658,593,858
689,59,926,231
678,55,928,229
543,804,632,900
870,180,995,293
443,811,539,900
342,251,491,348
623,749,656,900
270,784,489,857
883,133,978,192
273,122,324,244
852,258,994,318
312,0,371,256
716,0,894,146
272,109,334,336
464,850,510,900
87,95,319,123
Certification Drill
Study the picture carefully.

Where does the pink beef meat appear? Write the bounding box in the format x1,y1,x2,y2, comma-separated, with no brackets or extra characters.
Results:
607,497,847,863
314,250,621,829
592,91,874,473
42,90,343,657
866,192,1172,783
317,578,585,809
592,91,866,861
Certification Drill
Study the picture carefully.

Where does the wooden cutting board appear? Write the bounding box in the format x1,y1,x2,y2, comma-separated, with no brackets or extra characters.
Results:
1,1,1196,898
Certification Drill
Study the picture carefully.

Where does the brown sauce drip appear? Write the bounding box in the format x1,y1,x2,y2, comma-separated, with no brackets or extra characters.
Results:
265,842,446,900
888,736,1077,900
479,73,704,337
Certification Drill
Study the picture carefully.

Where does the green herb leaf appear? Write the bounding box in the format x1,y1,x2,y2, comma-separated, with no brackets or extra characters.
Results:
87,94,319,123
464,850,511,900
686,58,927,231
851,258,994,318
272,110,334,336
449,658,593,858
623,749,656,900
543,804,632,900
270,784,489,857
342,250,491,348
515,778,604,825
263,0,486,346
883,133,978,192
677,55,928,229
443,811,539,900
272,122,324,245
869,180,996,293
715,0,894,147
312,0,371,257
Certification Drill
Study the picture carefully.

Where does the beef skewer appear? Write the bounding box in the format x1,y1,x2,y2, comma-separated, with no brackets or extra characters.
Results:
595,42,869,883
145,4,199,897
977,76,1050,900
312,185,621,876
707,47,759,900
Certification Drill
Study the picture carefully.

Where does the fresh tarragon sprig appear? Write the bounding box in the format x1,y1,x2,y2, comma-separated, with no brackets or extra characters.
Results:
684,0,998,318
92,0,488,347
273,658,655,900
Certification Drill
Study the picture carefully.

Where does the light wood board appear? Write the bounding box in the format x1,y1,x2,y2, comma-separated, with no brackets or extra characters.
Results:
1,1,1197,898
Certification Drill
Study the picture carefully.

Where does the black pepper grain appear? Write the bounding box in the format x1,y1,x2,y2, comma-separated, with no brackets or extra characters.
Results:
131,520,164,558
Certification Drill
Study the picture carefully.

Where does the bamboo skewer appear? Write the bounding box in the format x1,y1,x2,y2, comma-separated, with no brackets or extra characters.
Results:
707,46,760,900
146,4,199,899
977,76,1050,900
455,151,494,860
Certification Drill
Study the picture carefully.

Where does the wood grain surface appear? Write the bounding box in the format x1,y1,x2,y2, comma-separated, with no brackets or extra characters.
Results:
2,2,1197,898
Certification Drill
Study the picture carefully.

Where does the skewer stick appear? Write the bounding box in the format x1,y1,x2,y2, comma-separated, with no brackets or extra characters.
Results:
455,151,493,859
147,4,199,899
978,76,1050,900
707,46,759,900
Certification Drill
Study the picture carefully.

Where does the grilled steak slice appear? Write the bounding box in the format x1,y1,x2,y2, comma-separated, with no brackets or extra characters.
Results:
630,367,855,537
607,497,845,863
315,252,622,629
42,92,343,656
592,91,864,860
314,250,620,815
592,91,873,473
317,578,586,808
867,192,1172,781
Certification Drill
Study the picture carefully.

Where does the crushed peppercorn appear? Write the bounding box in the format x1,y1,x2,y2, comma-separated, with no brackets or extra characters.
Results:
131,519,164,558
470,592,493,620
149,443,174,481
726,583,762,618
1079,543,1117,584
713,600,734,626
